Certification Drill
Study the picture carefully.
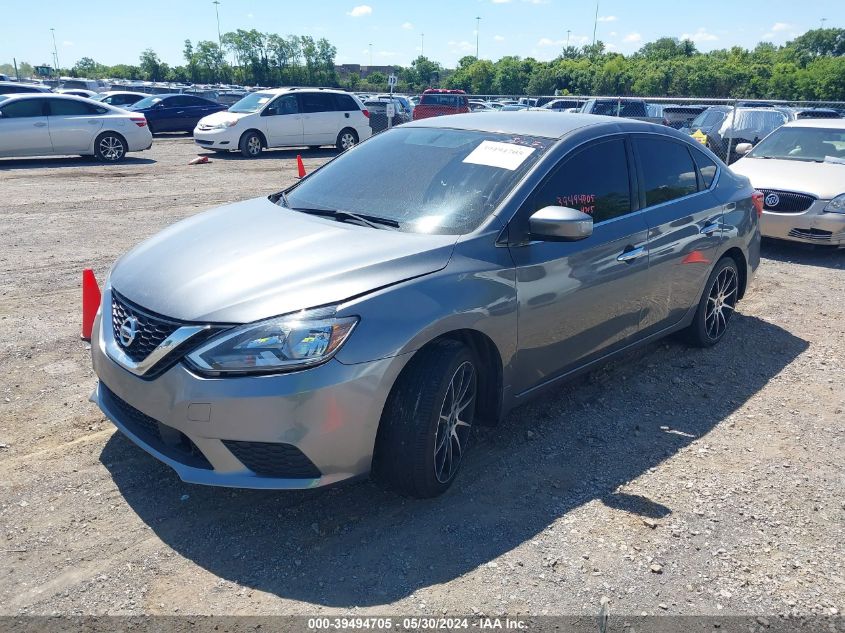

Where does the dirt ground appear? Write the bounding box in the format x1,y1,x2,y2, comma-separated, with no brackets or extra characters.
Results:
0,138,843,618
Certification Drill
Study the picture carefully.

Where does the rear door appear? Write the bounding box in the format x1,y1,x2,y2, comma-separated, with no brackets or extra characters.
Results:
0,98,52,156
509,136,649,394
632,135,724,337
169,96,206,131
262,94,304,147
300,92,340,145
45,98,105,153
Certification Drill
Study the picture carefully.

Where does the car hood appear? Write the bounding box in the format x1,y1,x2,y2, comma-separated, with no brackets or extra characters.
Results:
197,110,249,125
731,157,845,199
109,197,458,324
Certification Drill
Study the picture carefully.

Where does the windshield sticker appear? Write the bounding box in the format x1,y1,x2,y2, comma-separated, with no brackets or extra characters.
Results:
463,141,536,170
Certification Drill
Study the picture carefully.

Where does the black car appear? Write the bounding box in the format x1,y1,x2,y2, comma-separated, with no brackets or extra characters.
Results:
129,94,227,134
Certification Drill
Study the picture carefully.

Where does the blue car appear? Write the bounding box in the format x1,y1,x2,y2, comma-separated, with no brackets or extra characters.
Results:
129,94,227,134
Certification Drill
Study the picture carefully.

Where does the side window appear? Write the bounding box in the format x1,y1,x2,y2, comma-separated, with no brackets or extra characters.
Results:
691,150,718,189
0,99,46,118
334,94,358,111
266,95,298,116
168,96,192,107
301,93,334,113
533,138,632,224
48,99,101,116
636,137,699,206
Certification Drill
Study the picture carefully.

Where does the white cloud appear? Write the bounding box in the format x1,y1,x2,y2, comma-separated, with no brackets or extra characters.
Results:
623,32,642,43
609,31,617,37
491,0,511,3
347,5,372,17
681,27,718,42
537,37,565,47
771,22,791,32
401,21,414,30
246,12,254,19
448,40,476,53
494,34,506,41
62,40,74,47
597,15,617,22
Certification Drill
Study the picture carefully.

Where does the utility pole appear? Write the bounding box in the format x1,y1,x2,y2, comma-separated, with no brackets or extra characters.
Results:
820,17,828,29
212,0,222,46
50,28,59,76
592,0,599,46
368,43,373,66
421,33,424,57
475,16,481,58
567,30,571,47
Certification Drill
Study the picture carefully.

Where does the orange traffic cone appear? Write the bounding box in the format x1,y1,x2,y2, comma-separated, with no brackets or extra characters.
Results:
81,269,101,341
296,154,306,178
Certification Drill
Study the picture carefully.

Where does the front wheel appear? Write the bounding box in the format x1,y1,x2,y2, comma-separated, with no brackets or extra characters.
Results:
336,128,358,152
683,257,740,347
94,132,128,162
239,131,263,158
373,340,477,498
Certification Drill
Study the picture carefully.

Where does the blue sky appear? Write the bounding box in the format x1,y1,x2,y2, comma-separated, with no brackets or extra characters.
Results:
2,0,843,69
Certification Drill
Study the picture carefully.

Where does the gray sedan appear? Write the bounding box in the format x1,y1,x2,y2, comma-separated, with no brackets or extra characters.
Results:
91,112,761,498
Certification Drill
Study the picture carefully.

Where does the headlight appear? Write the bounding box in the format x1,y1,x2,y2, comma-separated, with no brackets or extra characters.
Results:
824,194,845,214
185,308,358,376
208,119,238,129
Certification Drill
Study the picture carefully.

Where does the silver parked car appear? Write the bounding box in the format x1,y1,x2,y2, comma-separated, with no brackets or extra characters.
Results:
91,112,761,497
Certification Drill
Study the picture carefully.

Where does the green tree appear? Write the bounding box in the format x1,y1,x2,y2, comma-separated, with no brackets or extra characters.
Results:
139,49,167,81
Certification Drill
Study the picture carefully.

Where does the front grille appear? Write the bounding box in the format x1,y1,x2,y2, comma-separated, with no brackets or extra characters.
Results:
101,383,212,470
759,189,816,213
788,228,833,242
222,440,321,479
111,291,182,362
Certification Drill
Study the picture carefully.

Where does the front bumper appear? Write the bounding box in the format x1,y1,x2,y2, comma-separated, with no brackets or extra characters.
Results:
193,127,238,149
761,200,845,245
91,311,406,489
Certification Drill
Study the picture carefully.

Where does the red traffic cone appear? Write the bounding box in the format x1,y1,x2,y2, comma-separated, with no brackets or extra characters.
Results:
296,154,306,178
81,269,101,341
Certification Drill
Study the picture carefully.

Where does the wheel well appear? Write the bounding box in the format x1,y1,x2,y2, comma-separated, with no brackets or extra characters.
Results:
721,247,748,299
241,129,266,148
96,130,127,147
339,127,358,140
420,330,504,427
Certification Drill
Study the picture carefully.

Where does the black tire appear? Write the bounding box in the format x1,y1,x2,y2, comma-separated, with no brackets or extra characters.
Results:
211,148,229,153
93,132,128,163
336,128,358,152
683,257,740,347
146,121,156,135
373,340,478,498
239,131,263,158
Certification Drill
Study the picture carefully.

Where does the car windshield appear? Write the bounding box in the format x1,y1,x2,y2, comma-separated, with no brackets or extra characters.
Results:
282,127,553,234
690,109,725,129
132,96,162,109
228,92,274,113
748,127,845,162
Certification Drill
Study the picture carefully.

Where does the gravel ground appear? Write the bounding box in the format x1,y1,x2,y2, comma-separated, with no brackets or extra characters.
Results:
0,138,843,619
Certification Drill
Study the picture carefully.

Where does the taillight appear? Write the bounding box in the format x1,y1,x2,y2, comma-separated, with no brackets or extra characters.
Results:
362,109,369,119
130,117,147,128
752,191,764,218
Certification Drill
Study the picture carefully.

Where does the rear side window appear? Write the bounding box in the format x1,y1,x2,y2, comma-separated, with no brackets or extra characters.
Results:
334,94,359,111
48,99,105,116
0,99,46,117
301,93,336,113
0,84,40,94
168,96,198,107
635,137,699,206
533,138,632,223
691,150,718,189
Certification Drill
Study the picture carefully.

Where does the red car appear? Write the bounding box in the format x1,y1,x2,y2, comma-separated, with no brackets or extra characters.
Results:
412,89,470,120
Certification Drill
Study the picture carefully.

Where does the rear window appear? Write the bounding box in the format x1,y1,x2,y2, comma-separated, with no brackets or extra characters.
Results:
592,101,647,117
420,94,465,108
334,94,359,111
0,84,41,94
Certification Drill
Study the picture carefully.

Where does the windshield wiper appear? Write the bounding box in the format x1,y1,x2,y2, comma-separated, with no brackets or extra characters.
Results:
290,207,401,230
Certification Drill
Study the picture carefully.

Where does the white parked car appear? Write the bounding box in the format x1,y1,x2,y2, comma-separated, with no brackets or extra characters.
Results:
193,87,372,157
0,94,153,162
731,118,845,246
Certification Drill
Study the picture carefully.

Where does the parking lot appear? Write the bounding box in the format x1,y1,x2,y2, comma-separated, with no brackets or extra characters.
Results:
1,138,843,617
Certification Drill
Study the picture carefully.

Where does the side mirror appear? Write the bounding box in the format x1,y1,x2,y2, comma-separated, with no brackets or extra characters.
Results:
736,142,753,156
529,206,594,242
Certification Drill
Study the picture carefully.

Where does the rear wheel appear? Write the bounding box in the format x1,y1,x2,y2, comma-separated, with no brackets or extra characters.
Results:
336,128,358,152
373,340,477,498
94,132,128,162
239,131,263,158
683,257,740,347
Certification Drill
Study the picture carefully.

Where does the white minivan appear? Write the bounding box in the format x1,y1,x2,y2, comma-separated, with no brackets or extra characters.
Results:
193,87,372,157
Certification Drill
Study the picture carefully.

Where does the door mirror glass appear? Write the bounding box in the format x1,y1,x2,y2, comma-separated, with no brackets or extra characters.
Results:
529,206,593,241
735,142,753,156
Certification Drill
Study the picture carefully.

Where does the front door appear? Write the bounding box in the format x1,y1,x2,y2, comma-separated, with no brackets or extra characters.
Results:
262,95,304,147
46,98,104,153
0,98,52,156
509,136,649,395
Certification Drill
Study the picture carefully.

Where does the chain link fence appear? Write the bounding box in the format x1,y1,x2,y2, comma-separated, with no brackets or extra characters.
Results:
378,93,845,165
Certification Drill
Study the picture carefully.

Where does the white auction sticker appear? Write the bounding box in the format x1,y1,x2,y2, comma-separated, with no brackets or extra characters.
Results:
462,141,536,171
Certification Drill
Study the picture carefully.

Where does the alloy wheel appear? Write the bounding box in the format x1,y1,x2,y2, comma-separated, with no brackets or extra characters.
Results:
99,136,125,161
705,265,738,340
247,135,261,156
340,132,356,150
433,361,476,484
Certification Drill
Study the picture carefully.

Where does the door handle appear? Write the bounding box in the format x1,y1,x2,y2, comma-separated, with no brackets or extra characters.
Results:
176,111,185,114
34,121,47,127
617,246,646,263
723,202,736,211
700,222,722,236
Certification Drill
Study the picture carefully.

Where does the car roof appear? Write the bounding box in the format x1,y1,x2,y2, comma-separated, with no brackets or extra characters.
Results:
782,118,845,130
404,110,679,139
253,87,352,96
0,81,51,91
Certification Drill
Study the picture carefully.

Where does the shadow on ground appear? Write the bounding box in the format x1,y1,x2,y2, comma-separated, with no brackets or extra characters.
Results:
101,314,807,607
199,147,339,161
0,156,156,170
761,238,845,270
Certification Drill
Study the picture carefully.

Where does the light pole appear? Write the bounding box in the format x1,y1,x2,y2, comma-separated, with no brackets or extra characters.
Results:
212,0,222,47
421,33,424,57
475,16,481,58
592,0,599,46
566,29,571,47
369,43,373,66
50,28,60,74
820,17,828,29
